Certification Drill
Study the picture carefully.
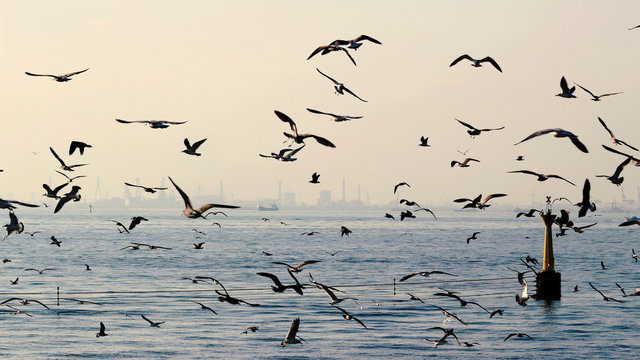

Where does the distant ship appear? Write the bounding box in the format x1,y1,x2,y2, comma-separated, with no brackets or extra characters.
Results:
258,204,279,211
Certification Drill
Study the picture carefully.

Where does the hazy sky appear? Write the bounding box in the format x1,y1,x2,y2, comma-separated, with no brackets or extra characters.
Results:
2,1,640,208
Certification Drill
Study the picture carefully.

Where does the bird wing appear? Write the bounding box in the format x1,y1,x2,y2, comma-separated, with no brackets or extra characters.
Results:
601,144,640,162
578,179,591,218
574,82,596,99
316,68,339,85
28,299,50,309
301,134,336,148
560,76,570,92
49,147,66,167
597,117,616,139
415,208,437,220
455,118,477,131
54,196,73,213
619,220,640,226
547,175,576,186
483,194,507,204
479,56,502,72
615,139,639,152
124,182,144,189
100,322,106,333
589,282,606,297
42,184,54,194
274,110,297,134
63,68,89,77
504,333,516,341
508,170,540,176
479,126,505,132
115,119,137,124
53,182,69,194
337,47,357,66
307,45,328,60
453,198,473,203
449,54,473,67
140,314,154,325
399,272,420,282
162,120,188,125
272,261,292,268
354,34,381,44
394,182,409,194
191,138,207,151
306,108,334,117
285,318,300,340
598,92,623,98
257,272,284,287
183,138,192,149
612,156,632,178
196,203,240,214
342,86,367,102
168,176,193,212
514,129,557,145
295,260,321,269
352,315,367,328
25,72,57,78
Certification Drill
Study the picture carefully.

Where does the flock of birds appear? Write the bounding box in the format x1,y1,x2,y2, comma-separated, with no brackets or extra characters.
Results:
2,27,640,353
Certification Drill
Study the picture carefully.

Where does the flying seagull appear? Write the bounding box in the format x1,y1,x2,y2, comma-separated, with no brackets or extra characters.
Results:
394,182,410,194
275,110,336,148
259,144,305,162
115,119,187,129
504,333,534,341
454,193,507,209
281,318,304,347
455,118,504,138
601,145,640,167
466,232,480,244
507,170,575,186
514,128,588,153
588,282,624,303
141,314,165,327
316,68,367,102
0,198,39,210
96,322,108,337
556,76,576,98
399,270,457,282
576,179,596,217
309,172,320,184
168,176,239,218
55,170,86,182
272,260,321,273
3,211,24,240
574,83,622,101
336,34,382,50
50,147,88,171
418,136,430,147
25,68,89,82
42,183,68,200
332,306,367,328
69,141,92,155
307,43,357,65
124,182,168,193
182,138,207,156
306,108,362,122
451,158,480,168
597,117,638,151
54,186,81,213
129,216,148,230
596,156,631,186
449,54,502,72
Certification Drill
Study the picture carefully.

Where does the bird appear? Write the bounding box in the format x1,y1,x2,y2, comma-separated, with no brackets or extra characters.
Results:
574,285,580,292
412,208,437,220
193,242,205,249
574,83,622,102
394,182,410,194
619,220,640,227
182,138,207,156
571,222,597,234
333,306,367,328
60,297,102,306
399,270,457,282
316,68,367,102
455,118,504,138
504,333,534,341
451,158,480,168
433,290,490,313
516,155,525,161
313,280,357,305
449,54,502,72
25,68,89,82
0,198,39,210
54,186,81,213
168,176,239,219
428,304,467,325
272,260,321,273
259,144,306,162
588,282,623,303
24,268,55,275
68,141,92,155
333,34,382,50
109,220,129,233
384,213,395,220
96,322,108,337
400,210,415,221
525,255,539,265
340,226,352,237
55,170,86,182
50,236,62,247
10,277,18,285
427,327,462,346
598,117,638,151
454,193,507,209
281,318,304,347
516,209,541,218
84,264,91,271
466,232,480,244
115,119,187,129
242,326,259,335
490,309,504,318
42,183,68,200
397,199,419,208
2,258,12,263
141,314,165,327
306,108,362,122
507,170,575,186
556,76,576,98
256,270,304,295
190,301,217,314
575,179,596,218
307,43,357,65
418,136,430,147
616,283,627,297
0,297,49,309
596,156,631,186
600,261,607,270
514,128,588,153
309,172,320,184
515,278,530,306
628,25,640,30
275,110,336,148
301,231,319,236
130,242,172,250
124,182,168,194
129,216,148,230
601,145,640,167
632,249,638,262
50,147,88,171
3,211,24,240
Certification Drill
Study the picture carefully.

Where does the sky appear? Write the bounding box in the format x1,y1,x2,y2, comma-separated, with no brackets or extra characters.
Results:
2,1,640,208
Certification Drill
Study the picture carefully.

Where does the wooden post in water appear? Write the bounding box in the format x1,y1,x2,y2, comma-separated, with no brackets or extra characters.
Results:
536,197,561,300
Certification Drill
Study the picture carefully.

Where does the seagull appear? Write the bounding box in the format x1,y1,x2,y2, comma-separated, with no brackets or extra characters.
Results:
306,108,362,122
241,326,259,335
429,304,467,325
556,76,576,98
514,128,588,153
275,110,336,148
574,83,622,102
333,34,382,50
10,278,18,285
418,136,430,147
490,309,504,318
50,147,88,171
600,261,607,270
400,210,415,221
525,255,539,265
340,226,352,237
272,260,321,273
281,318,304,347
109,220,129,233
466,232,480,244
129,216,148,230
309,172,320,184
454,193,507,209
25,68,89,82
399,270,457,282
256,269,304,295
115,119,187,129
516,209,541,218
576,179,596,218
415,207,438,219
316,68,367,102
333,306,367,328
632,248,638,262
54,186,81,213
130,242,172,250
259,144,305,162
629,25,640,30
0,198,39,210
182,138,206,156
168,176,240,218
427,327,462,346
50,236,61,247
69,141,92,155
141,314,165,327
322,250,341,257
384,213,395,220
84,264,91,271
193,242,205,249
3,211,24,240
596,156,631,186
515,278,530,306
394,182,410,194
124,182,168,193
589,282,623,302
451,158,480,168
507,170,575,186
96,322,108,337
312,279,357,305
190,301,217,314
433,291,490,313
301,231,319,236
598,117,638,151
55,170,86,182
42,183,68,200
24,268,55,275
504,333,534,341
61,297,101,305
616,283,627,297
307,43,357,65
399,199,420,207
0,297,49,309
455,119,504,138
449,54,502,72
516,155,525,161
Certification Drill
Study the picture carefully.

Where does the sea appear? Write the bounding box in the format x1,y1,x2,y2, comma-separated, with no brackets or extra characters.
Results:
0,207,638,359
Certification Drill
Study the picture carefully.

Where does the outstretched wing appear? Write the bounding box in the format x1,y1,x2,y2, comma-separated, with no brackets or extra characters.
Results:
191,138,207,151
479,56,502,72
49,147,66,167
353,34,381,44
301,134,336,148
597,117,615,138
455,118,477,131
574,83,597,99
449,54,473,67
342,86,368,102
62,68,89,77
514,129,557,145
274,110,297,134
316,68,340,85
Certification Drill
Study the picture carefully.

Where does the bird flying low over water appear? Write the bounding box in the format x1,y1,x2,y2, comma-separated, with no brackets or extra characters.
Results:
589,282,624,303
42,183,68,199
54,186,81,213
455,119,504,138
3,211,24,240
399,270,457,282
466,232,480,244
507,170,575,186
182,138,206,156
124,182,168,193
259,144,305,162
25,68,89,82
56,170,86,183
168,176,240,219
504,333,534,341
115,119,187,129
129,216,148,230
598,117,638,151
516,209,541,218
316,68,367,102
576,179,596,218
454,194,507,209
574,83,622,101
256,270,304,295
69,141,92,155
333,306,367,329
50,147,88,171
451,158,480,168
556,76,576,98
0,198,39,210
281,318,304,347
272,260,321,273
275,110,336,148
96,322,108,337
449,54,502,72
306,108,362,122
514,128,588,153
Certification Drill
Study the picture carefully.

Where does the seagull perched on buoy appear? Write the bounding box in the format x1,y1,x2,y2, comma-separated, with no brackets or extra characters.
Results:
449,54,502,72
316,68,367,102
25,68,89,82
168,177,239,219
514,128,589,153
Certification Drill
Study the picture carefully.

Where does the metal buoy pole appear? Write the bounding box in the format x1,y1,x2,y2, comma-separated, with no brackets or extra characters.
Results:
536,197,561,300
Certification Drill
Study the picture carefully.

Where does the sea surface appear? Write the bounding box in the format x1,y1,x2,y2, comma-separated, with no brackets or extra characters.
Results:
0,207,638,359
